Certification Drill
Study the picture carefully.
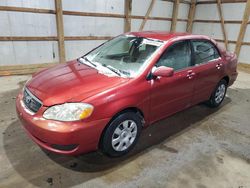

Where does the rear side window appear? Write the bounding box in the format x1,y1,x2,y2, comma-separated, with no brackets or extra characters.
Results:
191,40,220,65
156,41,191,71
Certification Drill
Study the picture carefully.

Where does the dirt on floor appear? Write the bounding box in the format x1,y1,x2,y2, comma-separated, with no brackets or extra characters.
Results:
0,71,250,188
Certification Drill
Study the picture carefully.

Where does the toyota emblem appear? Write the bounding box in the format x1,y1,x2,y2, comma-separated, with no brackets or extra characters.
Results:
25,96,32,104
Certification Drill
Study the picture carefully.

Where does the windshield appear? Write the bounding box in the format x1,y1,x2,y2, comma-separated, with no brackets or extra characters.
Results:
83,35,163,78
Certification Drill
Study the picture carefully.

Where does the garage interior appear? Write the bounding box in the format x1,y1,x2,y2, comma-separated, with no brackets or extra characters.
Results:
0,0,250,187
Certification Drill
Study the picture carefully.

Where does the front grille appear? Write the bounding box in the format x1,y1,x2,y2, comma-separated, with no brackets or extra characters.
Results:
23,88,42,113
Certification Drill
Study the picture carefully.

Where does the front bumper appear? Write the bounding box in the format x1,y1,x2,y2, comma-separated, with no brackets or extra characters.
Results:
16,92,110,155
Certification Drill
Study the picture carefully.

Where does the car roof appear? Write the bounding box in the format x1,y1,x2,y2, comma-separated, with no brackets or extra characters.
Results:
127,31,211,42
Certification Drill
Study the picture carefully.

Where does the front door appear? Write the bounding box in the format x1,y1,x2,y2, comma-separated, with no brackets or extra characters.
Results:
149,40,196,123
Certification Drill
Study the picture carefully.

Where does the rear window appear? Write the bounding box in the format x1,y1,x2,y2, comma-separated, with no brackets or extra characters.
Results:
191,40,220,65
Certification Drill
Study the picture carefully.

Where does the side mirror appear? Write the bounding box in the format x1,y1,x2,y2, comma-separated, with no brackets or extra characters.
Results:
152,66,174,78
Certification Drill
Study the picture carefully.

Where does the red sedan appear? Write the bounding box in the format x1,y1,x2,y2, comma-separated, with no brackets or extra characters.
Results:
16,31,238,157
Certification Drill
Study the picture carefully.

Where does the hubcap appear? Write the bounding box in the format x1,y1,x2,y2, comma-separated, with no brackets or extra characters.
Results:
215,84,226,104
111,120,137,151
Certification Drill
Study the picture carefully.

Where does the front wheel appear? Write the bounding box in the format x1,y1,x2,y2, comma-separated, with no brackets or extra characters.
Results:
100,112,142,157
206,79,227,108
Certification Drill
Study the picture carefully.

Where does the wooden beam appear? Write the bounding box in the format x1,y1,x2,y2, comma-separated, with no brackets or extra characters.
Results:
171,0,180,32
63,11,178,21
64,36,113,40
5,34,250,44
55,0,66,64
178,19,188,22
8,36,249,44
5,35,250,45
215,38,250,45
186,0,196,32
124,0,132,32
162,0,191,4
131,15,187,21
193,19,220,23
193,19,248,24
217,0,228,49
235,0,250,56
241,41,250,45
0,36,116,41
139,0,156,31
196,0,247,4
63,10,124,18
0,63,58,76
0,63,58,71
0,36,57,41
215,38,234,43
132,15,169,21
0,6,55,14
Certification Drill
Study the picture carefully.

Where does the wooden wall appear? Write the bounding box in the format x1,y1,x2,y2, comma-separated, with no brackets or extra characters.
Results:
191,0,250,65
0,0,249,75
0,0,190,75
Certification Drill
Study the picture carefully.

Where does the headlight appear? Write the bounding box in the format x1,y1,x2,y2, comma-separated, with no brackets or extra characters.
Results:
43,103,94,121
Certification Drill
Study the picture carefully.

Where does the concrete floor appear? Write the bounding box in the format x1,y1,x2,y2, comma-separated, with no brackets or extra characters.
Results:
0,71,250,188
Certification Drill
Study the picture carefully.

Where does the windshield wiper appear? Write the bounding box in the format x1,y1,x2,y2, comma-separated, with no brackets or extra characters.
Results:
102,64,121,76
83,56,97,67
103,64,131,77
78,56,96,67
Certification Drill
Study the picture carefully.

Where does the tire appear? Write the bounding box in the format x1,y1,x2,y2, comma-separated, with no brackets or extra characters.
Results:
100,112,142,157
206,79,228,108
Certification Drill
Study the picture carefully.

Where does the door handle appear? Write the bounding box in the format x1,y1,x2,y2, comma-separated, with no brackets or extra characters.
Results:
186,71,196,79
216,63,223,70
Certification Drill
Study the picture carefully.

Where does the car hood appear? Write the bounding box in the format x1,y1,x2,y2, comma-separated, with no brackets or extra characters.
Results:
26,60,129,106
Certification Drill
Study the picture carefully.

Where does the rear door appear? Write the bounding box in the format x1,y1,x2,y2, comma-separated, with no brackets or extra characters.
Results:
190,39,224,104
150,40,196,122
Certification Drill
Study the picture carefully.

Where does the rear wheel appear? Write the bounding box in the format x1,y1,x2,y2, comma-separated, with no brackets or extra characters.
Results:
100,112,142,157
206,79,227,108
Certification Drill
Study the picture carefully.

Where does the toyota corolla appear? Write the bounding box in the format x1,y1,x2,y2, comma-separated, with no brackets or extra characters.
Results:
16,31,238,157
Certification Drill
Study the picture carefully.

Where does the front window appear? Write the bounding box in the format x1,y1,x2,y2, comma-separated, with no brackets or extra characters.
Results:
156,41,191,71
82,35,163,78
